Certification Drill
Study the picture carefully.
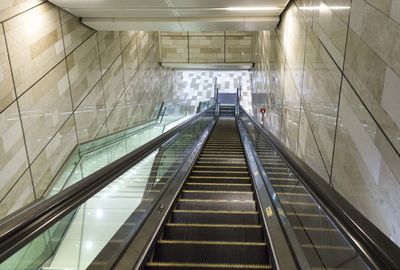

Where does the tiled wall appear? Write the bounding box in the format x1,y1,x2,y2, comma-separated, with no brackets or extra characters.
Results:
161,31,253,63
251,0,400,246
0,1,171,218
172,70,252,113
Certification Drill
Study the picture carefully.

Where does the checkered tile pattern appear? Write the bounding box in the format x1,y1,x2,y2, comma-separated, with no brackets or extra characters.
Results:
170,70,252,113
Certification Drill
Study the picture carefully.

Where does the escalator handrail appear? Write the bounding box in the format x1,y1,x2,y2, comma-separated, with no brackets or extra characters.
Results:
0,105,216,264
240,106,400,270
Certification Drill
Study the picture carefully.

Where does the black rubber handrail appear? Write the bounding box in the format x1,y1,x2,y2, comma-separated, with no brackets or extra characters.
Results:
0,105,216,264
240,106,400,270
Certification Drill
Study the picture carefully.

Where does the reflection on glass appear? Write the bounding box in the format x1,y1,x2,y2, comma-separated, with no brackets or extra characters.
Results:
46,103,199,197
240,111,368,269
0,112,214,270
332,80,400,247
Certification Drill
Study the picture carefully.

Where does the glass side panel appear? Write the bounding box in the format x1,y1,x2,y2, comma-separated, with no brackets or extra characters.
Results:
0,112,214,270
240,111,369,270
46,103,203,197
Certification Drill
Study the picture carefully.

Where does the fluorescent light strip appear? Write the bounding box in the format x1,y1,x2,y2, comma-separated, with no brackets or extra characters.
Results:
225,6,281,11
299,6,351,10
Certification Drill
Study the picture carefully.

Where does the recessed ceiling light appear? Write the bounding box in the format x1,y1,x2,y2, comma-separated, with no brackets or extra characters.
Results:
225,6,281,11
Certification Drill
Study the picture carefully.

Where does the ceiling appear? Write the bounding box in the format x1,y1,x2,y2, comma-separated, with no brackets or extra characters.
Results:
50,0,288,31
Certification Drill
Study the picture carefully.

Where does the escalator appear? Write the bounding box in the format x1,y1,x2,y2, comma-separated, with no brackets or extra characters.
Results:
0,104,399,270
146,105,271,269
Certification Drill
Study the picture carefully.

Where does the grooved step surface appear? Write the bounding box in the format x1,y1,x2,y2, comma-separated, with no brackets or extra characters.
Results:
146,114,270,270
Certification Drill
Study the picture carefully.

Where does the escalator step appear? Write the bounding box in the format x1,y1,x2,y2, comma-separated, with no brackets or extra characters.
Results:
195,161,247,167
187,177,251,184
185,183,252,191
191,170,249,177
198,157,246,163
170,210,259,224
180,190,254,200
146,262,272,270
163,223,264,242
200,151,244,155
152,241,269,264
194,165,248,171
145,118,272,270
204,147,244,150
175,199,256,211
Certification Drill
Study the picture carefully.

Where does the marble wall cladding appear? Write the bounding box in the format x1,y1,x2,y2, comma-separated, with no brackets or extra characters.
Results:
301,28,341,173
67,34,101,109
0,169,35,219
332,79,400,246
311,0,350,67
0,24,14,112
277,4,307,94
97,31,121,74
0,103,29,200
74,82,107,143
297,106,330,182
19,61,72,161
31,116,77,197
119,31,137,50
137,31,157,64
225,35,252,62
161,32,254,63
189,36,224,63
121,33,139,87
4,2,65,96
281,65,301,153
161,35,189,63
0,0,165,219
346,0,400,154
107,99,128,133
102,56,125,116
0,0,44,22
125,72,143,123
60,10,94,55
252,0,400,246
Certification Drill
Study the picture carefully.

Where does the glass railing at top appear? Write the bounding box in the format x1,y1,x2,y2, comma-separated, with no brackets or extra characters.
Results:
239,111,369,270
196,99,216,113
0,110,215,270
45,102,201,198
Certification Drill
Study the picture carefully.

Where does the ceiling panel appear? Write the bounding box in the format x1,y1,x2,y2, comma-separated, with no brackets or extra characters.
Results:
50,0,288,31
83,17,183,31
70,9,176,18
170,0,287,7
176,9,282,17
50,0,169,8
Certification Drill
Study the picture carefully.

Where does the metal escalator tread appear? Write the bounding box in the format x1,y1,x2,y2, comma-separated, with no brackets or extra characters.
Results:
146,112,271,270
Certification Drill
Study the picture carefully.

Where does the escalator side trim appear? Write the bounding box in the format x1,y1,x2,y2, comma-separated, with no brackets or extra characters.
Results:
236,118,308,270
0,106,217,265
240,107,400,270
111,115,218,270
